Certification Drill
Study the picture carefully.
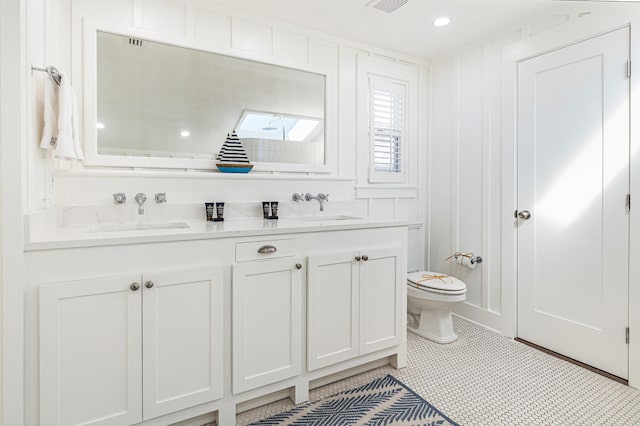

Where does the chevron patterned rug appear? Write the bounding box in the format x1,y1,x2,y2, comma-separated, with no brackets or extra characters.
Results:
249,374,459,425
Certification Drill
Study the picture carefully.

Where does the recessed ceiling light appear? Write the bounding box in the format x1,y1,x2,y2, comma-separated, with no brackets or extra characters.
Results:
180,130,190,137
433,17,451,27
96,122,105,129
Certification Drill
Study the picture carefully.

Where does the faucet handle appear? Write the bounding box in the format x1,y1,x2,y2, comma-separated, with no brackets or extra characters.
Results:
155,192,167,203
113,193,127,204
319,193,329,201
134,193,147,203
292,193,304,202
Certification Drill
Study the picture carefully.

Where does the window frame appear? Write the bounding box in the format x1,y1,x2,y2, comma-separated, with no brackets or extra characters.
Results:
368,77,407,183
356,55,418,187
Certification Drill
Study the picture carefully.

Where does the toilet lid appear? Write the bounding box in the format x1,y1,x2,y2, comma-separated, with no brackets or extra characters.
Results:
407,271,466,292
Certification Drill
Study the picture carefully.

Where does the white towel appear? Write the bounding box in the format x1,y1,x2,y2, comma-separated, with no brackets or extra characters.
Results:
39,71,84,160
39,73,59,151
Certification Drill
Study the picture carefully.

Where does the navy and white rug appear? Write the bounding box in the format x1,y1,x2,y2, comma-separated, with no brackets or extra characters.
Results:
249,374,459,425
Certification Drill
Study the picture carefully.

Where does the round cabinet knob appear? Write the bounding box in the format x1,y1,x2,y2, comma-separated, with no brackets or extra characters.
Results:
130,282,140,291
362,255,369,261
295,263,303,270
355,256,361,261
518,210,532,220
145,281,154,289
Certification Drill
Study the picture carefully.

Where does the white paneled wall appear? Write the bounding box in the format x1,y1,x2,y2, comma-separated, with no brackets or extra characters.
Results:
428,58,455,274
24,0,426,255
27,0,52,212
232,19,272,54
52,171,356,206
428,17,578,330
192,10,230,49
2,1,30,424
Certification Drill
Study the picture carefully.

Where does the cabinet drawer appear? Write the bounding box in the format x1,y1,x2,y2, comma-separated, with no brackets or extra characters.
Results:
235,239,297,262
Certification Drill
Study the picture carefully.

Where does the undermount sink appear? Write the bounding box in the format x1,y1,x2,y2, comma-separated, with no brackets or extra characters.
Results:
297,215,364,222
90,221,190,233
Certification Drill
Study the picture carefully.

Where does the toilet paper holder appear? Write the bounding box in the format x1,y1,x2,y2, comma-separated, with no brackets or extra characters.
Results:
446,252,483,265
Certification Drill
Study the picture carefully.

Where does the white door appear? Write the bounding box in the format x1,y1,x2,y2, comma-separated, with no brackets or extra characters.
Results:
307,251,359,371
233,257,303,393
39,274,143,426
142,266,224,419
517,28,630,378
359,247,403,355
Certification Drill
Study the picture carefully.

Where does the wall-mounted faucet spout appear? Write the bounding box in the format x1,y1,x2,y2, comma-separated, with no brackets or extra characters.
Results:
134,193,147,215
305,193,329,211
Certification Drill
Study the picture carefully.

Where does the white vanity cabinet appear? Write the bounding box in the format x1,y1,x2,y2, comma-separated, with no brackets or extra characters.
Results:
39,266,224,426
307,247,403,371
28,222,408,426
232,246,304,394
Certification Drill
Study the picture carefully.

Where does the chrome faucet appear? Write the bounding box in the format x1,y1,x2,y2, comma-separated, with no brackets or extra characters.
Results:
134,193,147,215
305,193,329,211
113,193,127,204
155,192,167,203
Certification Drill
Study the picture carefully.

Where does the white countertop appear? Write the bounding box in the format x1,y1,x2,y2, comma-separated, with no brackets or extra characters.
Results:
25,216,416,251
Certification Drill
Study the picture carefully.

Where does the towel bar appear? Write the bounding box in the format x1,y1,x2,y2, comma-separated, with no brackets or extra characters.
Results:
31,64,61,86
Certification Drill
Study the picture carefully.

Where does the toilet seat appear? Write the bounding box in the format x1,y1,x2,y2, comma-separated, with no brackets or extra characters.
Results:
407,271,466,295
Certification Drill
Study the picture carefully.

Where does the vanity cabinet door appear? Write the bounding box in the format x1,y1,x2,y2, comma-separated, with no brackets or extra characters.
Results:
307,246,403,370
232,258,303,394
359,247,403,355
39,274,143,426
142,266,224,420
307,252,360,371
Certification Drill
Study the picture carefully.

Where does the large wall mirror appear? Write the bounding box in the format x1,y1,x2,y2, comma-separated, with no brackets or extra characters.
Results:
83,26,334,172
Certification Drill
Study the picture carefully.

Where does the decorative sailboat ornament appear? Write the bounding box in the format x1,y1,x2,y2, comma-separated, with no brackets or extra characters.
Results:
215,131,253,173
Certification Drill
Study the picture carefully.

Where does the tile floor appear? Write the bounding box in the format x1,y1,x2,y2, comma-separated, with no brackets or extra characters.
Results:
234,316,640,425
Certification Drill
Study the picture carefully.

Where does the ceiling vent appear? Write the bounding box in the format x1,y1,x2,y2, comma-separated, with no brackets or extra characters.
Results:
366,0,410,14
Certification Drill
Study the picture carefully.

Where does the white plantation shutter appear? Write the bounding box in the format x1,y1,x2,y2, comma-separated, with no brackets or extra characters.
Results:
369,77,406,183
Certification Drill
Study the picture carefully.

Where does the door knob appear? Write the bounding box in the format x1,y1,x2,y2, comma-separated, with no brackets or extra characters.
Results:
355,256,361,261
518,210,532,220
130,282,140,291
145,281,154,289
295,263,302,269
362,255,369,261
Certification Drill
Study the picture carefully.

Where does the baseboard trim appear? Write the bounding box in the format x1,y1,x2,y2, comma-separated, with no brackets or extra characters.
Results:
452,312,502,335
453,303,502,331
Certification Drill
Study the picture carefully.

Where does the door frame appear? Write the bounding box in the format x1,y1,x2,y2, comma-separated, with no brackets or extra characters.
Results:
501,11,640,389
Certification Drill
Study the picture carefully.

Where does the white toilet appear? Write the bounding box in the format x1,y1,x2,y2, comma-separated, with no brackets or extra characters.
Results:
407,271,467,344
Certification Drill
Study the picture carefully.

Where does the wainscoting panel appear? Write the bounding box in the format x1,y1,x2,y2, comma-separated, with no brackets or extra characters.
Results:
193,9,232,50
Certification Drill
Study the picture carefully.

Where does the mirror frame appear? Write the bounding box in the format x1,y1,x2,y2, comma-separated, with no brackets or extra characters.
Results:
81,21,337,173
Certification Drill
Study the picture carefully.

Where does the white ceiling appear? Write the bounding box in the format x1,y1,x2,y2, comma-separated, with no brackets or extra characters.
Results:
207,0,636,59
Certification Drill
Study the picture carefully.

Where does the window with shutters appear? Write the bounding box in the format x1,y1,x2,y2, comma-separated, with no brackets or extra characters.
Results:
369,77,406,183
